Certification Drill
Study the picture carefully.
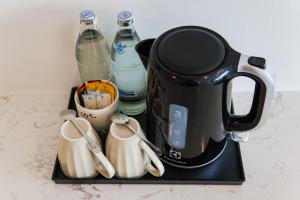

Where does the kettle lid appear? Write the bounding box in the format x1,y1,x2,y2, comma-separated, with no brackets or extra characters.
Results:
157,26,225,75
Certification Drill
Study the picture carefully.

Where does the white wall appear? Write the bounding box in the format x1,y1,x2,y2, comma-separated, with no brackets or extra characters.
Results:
0,0,299,92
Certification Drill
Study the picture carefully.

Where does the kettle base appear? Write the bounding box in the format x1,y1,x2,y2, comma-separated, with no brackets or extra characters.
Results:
160,139,227,169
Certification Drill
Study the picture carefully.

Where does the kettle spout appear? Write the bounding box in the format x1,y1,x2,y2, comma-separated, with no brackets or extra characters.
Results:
135,38,155,69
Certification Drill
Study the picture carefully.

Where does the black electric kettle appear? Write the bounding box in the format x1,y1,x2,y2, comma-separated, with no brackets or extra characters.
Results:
136,26,274,168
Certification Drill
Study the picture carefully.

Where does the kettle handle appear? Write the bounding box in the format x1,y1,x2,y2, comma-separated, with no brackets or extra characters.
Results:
225,54,274,132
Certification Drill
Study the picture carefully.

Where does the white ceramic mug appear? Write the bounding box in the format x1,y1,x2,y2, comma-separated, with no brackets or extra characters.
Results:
105,117,165,178
74,80,119,132
58,117,115,179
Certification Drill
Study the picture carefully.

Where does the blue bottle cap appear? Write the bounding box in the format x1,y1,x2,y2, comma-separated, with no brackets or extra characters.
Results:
80,10,96,23
117,11,133,26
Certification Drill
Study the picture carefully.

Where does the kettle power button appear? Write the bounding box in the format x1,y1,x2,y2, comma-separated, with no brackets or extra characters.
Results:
248,56,266,69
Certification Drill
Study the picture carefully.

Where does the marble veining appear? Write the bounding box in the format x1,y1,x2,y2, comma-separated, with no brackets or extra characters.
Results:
139,189,165,199
269,91,285,119
0,139,4,152
0,91,299,200
0,95,10,104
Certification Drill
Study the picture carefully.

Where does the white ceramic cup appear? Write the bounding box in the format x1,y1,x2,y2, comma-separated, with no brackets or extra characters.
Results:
105,117,165,178
58,117,115,179
74,80,119,132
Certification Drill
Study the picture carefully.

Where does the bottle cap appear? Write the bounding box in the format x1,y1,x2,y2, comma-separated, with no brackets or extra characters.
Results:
117,11,133,26
80,10,96,24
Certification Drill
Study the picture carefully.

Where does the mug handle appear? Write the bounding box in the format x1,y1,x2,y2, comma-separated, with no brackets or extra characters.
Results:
87,144,115,179
139,140,165,177
224,54,274,132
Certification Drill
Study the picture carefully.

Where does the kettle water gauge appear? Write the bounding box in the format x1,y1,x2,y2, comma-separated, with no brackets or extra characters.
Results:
168,104,188,150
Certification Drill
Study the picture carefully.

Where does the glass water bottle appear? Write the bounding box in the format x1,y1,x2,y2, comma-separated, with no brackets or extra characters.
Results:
76,10,113,82
111,11,147,115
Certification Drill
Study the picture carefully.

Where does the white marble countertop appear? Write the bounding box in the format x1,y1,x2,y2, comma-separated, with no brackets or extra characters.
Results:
0,91,298,200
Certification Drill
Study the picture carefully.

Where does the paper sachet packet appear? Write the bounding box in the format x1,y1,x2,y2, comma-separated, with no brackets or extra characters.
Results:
96,92,112,109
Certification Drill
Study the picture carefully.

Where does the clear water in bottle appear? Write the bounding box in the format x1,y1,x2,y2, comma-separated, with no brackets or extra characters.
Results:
76,10,113,82
111,11,147,115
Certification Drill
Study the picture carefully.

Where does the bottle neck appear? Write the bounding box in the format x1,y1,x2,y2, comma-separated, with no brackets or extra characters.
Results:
117,23,136,36
80,21,99,35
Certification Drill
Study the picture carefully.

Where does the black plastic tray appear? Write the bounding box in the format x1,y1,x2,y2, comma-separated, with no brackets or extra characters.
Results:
52,87,245,185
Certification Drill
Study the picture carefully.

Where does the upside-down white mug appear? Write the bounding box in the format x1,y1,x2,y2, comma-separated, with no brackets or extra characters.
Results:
58,117,115,179
105,117,165,178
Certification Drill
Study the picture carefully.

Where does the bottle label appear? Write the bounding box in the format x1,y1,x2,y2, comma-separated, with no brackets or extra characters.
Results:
116,42,126,54
118,88,145,101
119,88,136,96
